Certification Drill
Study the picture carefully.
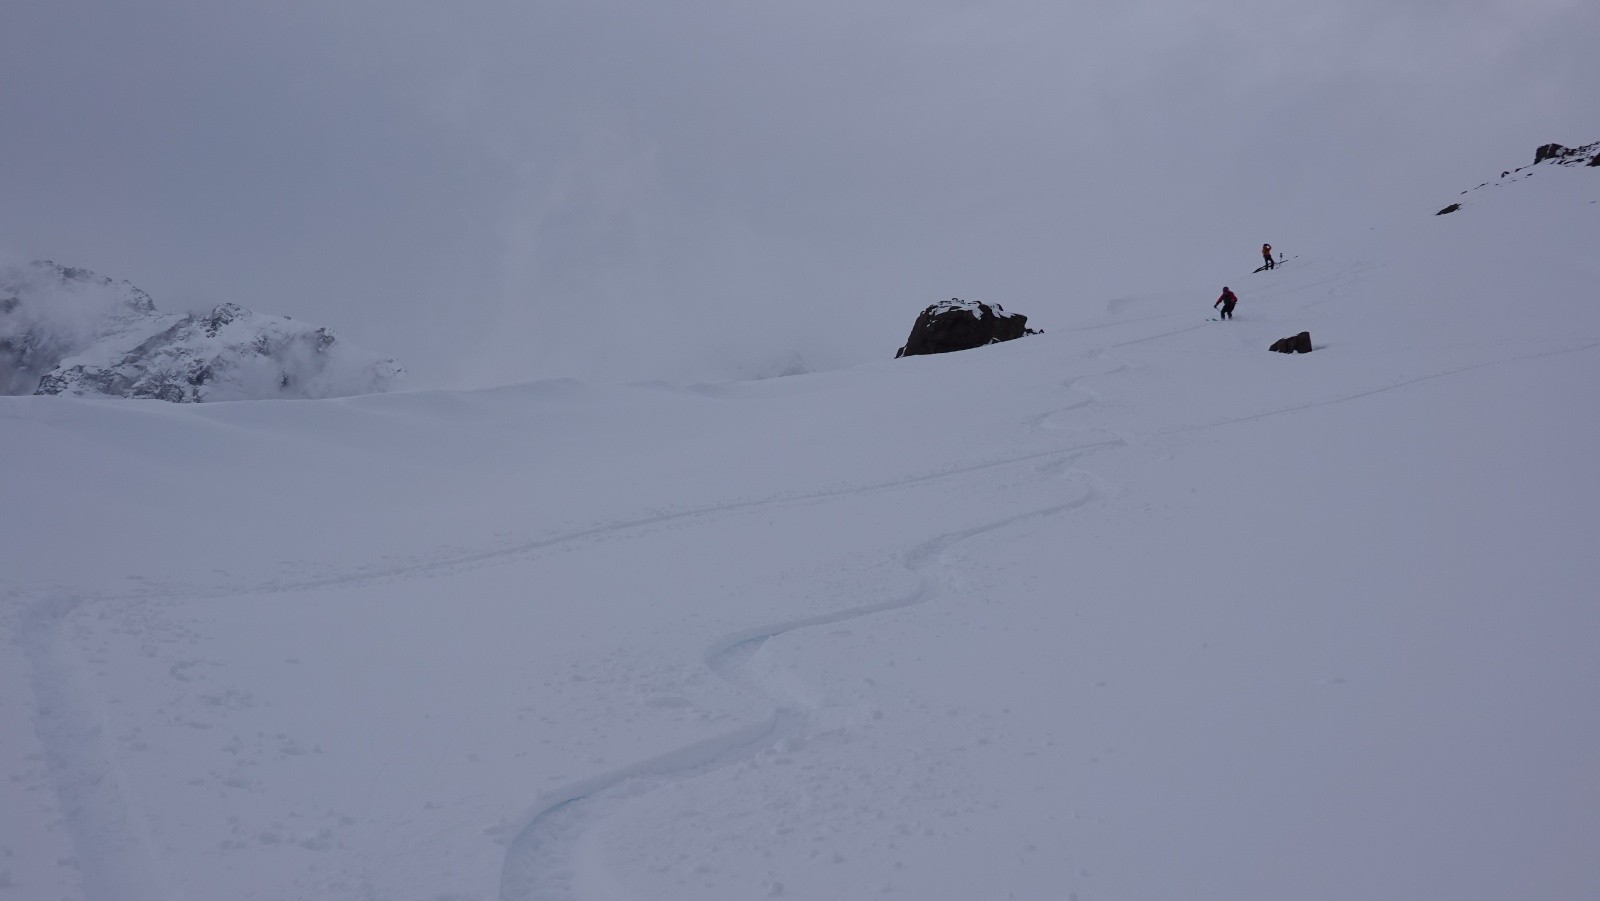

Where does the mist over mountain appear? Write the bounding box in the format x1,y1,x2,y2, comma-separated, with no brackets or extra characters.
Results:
1,260,403,401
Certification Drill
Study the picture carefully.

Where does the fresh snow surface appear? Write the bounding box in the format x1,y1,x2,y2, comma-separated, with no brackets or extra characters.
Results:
3,165,1598,901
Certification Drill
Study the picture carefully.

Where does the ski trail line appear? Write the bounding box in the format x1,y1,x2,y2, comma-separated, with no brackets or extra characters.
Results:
497,322,1137,899
497,442,1118,901
1162,338,1600,436
28,436,1128,615
19,594,170,901
20,310,1165,615
7,442,1122,901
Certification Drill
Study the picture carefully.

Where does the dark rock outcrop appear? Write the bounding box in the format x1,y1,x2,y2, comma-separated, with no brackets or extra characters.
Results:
1534,143,1569,164
1269,332,1313,354
1532,141,1600,168
1436,203,1461,215
896,298,1032,358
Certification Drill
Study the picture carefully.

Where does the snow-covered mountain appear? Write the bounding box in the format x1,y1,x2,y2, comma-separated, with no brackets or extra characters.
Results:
1,146,1597,901
1,260,402,401
0,262,160,395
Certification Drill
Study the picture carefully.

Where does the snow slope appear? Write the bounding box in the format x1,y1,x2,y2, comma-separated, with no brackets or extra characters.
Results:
2,157,1597,900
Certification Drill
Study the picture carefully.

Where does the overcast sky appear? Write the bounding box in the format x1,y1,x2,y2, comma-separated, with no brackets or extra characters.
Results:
3,0,1595,387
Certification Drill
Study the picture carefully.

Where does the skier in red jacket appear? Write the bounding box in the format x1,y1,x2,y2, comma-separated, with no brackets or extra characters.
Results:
1215,287,1238,320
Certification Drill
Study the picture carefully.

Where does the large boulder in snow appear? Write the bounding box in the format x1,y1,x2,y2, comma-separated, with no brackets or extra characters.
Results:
2,260,403,401
896,298,1032,358
1269,331,1314,354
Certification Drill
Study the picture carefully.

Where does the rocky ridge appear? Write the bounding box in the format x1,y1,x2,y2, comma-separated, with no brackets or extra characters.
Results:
1437,140,1599,215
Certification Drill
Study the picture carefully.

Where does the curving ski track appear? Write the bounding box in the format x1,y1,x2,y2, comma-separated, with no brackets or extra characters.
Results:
496,358,1130,900
496,462,1116,900
19,594,170,901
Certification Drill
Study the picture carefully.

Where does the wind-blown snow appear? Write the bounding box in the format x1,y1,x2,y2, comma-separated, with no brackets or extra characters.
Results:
1,155,1597,900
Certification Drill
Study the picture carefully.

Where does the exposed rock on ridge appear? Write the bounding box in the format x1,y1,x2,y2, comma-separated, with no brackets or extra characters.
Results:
1441,140,1600,214
1533,141,1600,167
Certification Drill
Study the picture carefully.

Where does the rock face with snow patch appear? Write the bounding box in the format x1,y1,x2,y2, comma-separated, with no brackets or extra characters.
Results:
896,298,1032,358
2,260,402,401
1532,141,1600,167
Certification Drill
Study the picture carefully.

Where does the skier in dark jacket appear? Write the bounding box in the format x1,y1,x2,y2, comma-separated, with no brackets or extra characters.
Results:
1261,243,1275,270
1215,287,1238,320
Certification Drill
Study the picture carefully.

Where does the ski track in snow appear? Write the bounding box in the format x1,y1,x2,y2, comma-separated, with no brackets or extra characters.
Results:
492,260,1464,897
11,294,1251,900
1163,338,1600,436
496,358,1131,900
496,463,1116,901
19,594,170,901
12,440,1125,617
9,406,1125,901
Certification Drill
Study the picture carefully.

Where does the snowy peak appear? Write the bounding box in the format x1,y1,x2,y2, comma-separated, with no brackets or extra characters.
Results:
23,259,158,314
1,260,403,401
37,301,404,403
0,260,166,395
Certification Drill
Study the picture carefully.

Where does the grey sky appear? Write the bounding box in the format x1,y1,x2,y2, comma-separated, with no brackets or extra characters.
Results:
3,0,1595,387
